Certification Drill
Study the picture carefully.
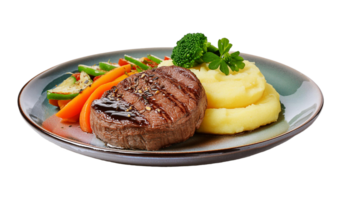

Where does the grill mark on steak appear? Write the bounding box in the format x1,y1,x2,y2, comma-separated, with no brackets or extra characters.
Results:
153,76,199,114
149,74,189,115
92,90,149,126
116,74,172,126
139,69,200,122
156,66,201,99
152,70,198,115
154,70,197,101
136,73,183,123
137,78,173,122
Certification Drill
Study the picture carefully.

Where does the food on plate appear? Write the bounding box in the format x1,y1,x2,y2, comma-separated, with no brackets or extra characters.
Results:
90,66,207,150
160,58,280,134
46,32,282,150
80,72,136,133
161,60,266,109
78,64,107,76
99,62,120,71
49,54,161,128
162,33,281,134
198,83,280,134
55,64,132,119
171,33,245,75
47,71,92,100
171,33,219,68
123,55,160,71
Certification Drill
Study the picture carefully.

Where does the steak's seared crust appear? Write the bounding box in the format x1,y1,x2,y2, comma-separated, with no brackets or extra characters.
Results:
90,66,207,150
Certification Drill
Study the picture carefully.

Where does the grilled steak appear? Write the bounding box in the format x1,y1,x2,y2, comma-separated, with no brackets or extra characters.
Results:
90,66,207,150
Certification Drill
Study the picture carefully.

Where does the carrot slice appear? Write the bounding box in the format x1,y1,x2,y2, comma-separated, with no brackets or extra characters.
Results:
80,72,136,133
56,64,131,119
56,100,80,122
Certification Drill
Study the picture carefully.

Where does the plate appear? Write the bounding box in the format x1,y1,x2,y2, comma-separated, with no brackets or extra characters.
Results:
18,48,324,166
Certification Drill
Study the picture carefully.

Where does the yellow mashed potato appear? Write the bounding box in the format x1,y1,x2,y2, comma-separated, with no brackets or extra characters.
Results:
190,61,266,108
158,59,281,134
197,83,281,134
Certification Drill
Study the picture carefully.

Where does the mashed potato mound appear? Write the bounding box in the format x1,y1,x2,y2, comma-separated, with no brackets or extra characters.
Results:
197,83,281,134
190,61,266,109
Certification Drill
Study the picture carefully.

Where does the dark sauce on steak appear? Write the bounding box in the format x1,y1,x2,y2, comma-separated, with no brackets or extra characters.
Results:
92,97,148,126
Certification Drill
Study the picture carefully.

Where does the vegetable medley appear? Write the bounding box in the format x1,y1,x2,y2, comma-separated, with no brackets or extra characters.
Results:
48,33,245,133
47,54,168,132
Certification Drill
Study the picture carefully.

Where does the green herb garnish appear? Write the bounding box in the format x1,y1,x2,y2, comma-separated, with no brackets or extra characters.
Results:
202,38,245,75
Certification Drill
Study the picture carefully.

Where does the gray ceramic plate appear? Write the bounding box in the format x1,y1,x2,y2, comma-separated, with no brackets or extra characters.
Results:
18,48,323,166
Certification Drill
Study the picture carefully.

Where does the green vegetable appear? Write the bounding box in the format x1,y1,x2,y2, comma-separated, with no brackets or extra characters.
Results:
147,54,163,64
47,71,92,100
135,66,143,72
99,62,119,71
124,55,149,70
171,33,219,68
47,92,79,100
78,64,107,76
47,76,77,100
171,33,245,75
202,38,245,75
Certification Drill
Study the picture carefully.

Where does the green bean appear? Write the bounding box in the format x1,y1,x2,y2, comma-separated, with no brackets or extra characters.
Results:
124,55,149,70
147,54,163,64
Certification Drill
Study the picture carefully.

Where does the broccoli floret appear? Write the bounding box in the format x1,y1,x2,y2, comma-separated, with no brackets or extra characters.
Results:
171,33,218,68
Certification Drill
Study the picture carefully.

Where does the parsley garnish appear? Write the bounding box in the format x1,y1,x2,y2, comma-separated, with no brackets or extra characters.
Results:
203,38,245,75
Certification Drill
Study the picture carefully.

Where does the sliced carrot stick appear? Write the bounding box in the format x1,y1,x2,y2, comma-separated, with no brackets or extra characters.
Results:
80,72,136,133
56,100,80,122
57,100,71,110
56,64,131,119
